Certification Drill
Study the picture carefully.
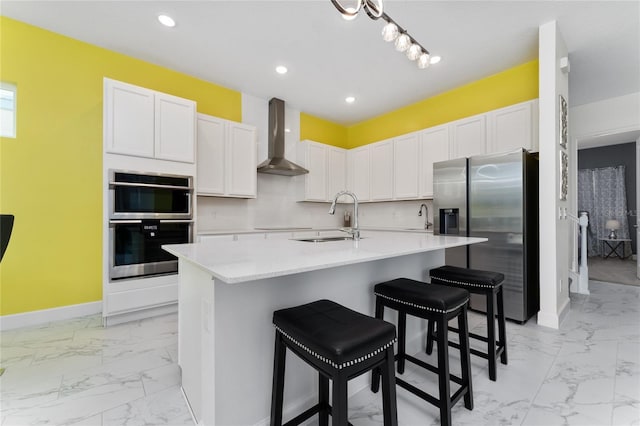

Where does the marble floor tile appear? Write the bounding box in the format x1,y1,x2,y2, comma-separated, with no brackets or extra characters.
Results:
1,280,638,425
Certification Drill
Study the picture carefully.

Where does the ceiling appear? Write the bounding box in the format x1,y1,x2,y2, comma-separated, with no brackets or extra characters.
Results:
2,1,639,125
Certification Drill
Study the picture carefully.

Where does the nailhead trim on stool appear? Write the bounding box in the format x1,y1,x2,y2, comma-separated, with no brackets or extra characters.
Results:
374,292,468,314
274,325,396,370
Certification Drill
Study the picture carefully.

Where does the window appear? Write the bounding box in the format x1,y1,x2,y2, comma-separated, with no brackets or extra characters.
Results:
0,82,16,138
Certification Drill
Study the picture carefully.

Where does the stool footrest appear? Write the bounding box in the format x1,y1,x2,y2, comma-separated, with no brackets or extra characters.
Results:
282,404,320,426
447,339,506,361
396,378,439,407
404,354,464,386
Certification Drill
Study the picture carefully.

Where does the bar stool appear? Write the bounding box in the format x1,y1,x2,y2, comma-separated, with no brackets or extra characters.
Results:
271,299,398,426
371,278,473,426
428,265,507,381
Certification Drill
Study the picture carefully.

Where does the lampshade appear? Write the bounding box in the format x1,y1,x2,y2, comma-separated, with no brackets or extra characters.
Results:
395,33,411,52
606,219,621,230
381,22,399,41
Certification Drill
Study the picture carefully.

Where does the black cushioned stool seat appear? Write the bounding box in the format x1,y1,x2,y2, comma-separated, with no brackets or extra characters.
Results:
429,265,508,381
271,299,398,426
371,278,473,426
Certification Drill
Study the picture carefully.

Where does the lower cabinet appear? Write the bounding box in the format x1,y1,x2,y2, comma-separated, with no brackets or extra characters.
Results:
103,274,179,326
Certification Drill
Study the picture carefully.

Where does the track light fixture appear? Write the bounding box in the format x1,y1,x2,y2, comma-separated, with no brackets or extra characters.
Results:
331,0,435,69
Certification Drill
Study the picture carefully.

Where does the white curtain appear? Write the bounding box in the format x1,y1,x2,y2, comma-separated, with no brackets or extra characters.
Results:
578,166,630,256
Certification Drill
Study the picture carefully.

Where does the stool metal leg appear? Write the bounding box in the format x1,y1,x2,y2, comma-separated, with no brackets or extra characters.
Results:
486,290,497,381
270,332,287,426
458,305,473,410
381,347,399,426
319,373,329,426
332,372,349,426
397,311,407,374
497,287,508,365
436,315,452,426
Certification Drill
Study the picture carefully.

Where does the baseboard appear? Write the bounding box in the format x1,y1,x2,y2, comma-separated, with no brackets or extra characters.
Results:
536,296,571,330
103,303,178,327
0,301,102,331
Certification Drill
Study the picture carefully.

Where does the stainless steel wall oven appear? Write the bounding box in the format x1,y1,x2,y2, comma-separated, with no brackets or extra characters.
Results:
109,170,193,280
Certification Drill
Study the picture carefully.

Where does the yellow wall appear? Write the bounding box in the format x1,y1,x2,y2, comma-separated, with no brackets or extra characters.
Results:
300,113,348,147
0,17,241,316
300,60,538,149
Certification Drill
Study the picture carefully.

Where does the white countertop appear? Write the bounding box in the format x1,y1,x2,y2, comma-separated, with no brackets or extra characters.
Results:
164,231,485,284
197,226,433,236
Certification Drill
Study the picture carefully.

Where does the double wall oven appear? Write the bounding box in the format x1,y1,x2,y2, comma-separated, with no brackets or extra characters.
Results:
109,169,194,280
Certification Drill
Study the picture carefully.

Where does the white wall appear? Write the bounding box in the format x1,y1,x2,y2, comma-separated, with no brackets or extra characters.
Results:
196,93,435,232
537,21,571,329
571,92,640,141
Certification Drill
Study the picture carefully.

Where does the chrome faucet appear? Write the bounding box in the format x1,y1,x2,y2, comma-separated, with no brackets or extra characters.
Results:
329,190,360,240
418,203,432,230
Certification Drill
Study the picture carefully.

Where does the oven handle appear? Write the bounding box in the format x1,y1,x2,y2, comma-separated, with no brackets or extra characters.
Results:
109,181,194,191
109,220,194,225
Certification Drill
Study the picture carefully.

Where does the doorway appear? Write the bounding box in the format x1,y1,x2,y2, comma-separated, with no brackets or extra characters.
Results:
578,141,640,286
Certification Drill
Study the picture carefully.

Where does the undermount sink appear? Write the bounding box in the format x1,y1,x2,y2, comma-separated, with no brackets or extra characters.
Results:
293,236,362,243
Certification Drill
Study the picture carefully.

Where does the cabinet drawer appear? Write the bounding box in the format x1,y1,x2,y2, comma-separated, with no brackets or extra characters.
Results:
106,283,178,314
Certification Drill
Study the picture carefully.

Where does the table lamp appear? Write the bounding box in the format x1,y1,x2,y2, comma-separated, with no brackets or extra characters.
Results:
606,219,620,239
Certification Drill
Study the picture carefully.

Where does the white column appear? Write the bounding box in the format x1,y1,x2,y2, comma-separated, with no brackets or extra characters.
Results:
537,21,571,329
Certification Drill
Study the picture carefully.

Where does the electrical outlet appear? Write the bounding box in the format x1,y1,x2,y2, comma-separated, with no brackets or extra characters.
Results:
559,279,563,294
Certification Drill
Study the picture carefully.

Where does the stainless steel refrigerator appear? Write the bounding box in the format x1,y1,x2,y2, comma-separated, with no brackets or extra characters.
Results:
433,149,539,323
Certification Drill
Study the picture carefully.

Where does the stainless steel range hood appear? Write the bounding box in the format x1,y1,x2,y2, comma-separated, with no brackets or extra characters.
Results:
257,98,309,176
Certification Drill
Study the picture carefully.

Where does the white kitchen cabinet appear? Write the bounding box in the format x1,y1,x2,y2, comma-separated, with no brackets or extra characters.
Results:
327,146,347,199
419,124,450,198
227,122,258,197
487,99,539,153
104,78,195,163
369,139,394,201
196,114,257,198
297,140,347,202
450,114,486,159
155,93,196,163
236,233,266,241
393,132,420,199
347,145,371,202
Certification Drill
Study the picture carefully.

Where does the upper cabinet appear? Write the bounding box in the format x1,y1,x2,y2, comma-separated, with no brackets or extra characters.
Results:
450,114,486,159
104,78,195,163
297,140,347,202
419,124,450,198
347,145,371,202
393,132,421,199
369,139,394,201
197,114,257,198
487,99,539,153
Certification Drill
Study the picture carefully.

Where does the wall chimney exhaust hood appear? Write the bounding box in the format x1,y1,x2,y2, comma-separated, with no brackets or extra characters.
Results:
257,98,309,176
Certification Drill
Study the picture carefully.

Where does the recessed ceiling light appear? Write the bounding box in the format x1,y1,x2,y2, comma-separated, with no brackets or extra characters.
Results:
158,14,176,27
275,65,288,75
430,56,442,65
345,96,356,104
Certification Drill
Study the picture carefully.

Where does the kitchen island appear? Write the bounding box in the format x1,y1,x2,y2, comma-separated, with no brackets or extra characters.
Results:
163,231,486,426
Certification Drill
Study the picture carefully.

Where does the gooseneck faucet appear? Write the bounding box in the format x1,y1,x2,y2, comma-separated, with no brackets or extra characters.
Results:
418,203,432,230
329,190,360,240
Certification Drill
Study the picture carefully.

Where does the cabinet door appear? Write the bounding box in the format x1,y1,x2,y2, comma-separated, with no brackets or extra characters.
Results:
327,147,347,199
393,133,420,199
420,125,450,198
155,93,196,163
369,140,394,201
304,142,328,201
488,100,535,153
348,146,371,201
104,78,154,158
450,114,486,159
196,115,226,195
226,122,257,198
